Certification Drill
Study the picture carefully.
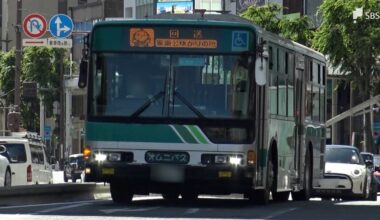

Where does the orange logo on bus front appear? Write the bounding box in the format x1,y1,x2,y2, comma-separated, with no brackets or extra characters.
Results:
130,28,154,47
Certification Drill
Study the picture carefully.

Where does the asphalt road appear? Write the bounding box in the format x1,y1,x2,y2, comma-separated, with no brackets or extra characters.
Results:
0,193,379,220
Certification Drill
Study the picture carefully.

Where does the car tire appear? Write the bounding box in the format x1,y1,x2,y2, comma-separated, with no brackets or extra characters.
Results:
369,182,377,201
63,172,68,183
4,168,11,187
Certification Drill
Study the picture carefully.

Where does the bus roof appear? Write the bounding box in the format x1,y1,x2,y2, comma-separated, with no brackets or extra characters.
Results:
93,14,325,62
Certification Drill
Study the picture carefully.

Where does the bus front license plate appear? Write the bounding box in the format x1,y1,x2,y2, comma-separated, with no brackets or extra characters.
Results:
102,168,114,175
218,171,232,178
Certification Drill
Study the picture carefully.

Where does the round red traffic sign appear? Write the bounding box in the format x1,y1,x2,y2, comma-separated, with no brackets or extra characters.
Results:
23,13,47,38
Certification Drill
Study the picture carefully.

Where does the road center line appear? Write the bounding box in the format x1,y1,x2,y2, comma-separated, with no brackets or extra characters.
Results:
263,207,298,219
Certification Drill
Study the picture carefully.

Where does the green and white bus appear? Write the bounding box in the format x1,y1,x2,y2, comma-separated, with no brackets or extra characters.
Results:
79,14,326,204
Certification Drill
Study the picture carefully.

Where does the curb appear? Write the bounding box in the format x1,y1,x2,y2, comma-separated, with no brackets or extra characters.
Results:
0,183,110,206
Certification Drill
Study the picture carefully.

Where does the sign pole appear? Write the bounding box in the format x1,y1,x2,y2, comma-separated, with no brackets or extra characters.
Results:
15,0,22,113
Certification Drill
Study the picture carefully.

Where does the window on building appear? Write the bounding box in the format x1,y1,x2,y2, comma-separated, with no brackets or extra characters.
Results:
125,7,133,18
72,95,85,118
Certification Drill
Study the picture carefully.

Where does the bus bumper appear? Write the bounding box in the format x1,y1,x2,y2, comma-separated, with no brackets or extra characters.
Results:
85,163,255,194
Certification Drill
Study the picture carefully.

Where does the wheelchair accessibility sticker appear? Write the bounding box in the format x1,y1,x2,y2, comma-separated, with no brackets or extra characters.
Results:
232,31,249,51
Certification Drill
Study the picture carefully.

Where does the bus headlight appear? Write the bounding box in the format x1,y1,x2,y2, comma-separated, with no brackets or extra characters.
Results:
95,153,107,162
215,155,228,164
229,156,242,165
108,152,121,162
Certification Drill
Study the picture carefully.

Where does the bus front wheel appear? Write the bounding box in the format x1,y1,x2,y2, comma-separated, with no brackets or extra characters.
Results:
292,151,312,201
110,182,134,204
249,151,275,205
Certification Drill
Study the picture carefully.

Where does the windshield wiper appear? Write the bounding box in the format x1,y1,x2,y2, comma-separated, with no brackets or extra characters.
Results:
130,91,165,118
174,90,205,118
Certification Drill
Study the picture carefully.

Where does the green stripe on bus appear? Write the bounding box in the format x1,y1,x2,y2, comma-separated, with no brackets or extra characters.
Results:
86,122,183,143
173,125,198,144
188,125,209,144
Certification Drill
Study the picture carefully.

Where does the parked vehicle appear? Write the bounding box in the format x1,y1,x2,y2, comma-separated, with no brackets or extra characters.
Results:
64,154,85,183
315,145,377,201
0,132,52,186
373,155,380,191
0,145,12,187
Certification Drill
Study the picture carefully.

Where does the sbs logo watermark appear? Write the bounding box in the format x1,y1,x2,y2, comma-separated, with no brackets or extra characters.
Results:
353,7,380,23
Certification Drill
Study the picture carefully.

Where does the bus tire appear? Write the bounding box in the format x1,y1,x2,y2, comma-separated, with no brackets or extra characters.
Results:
250,151,275,205
273,191,290,202
181,192,198,201
110,182,134,204
162,192,180,201
292,150,312,201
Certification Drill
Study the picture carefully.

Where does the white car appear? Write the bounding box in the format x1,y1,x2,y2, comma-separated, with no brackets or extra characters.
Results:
316,145,376,200
0,145,12,187
0,132,52,186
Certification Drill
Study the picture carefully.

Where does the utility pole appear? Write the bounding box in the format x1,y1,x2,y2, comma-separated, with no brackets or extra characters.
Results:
59,53,65,160
15,0,22,112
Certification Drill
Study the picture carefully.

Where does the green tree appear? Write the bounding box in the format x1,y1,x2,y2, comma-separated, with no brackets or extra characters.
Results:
313,0,380,152
0,49,16,105
0,47,70,132
241,3,314,46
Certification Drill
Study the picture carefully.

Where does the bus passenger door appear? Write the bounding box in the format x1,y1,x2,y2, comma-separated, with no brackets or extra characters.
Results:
294,54,305,184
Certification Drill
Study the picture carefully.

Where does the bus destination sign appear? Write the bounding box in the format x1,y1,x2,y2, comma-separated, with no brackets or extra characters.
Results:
92,25,253,53
129,28,217,49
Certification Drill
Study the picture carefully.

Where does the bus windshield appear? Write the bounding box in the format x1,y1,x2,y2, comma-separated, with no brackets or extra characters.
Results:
90,52,254,120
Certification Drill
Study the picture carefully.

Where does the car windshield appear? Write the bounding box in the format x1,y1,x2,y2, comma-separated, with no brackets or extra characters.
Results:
0,143,27,163
69,156,84,165
361,154,373,162
325,147,363,164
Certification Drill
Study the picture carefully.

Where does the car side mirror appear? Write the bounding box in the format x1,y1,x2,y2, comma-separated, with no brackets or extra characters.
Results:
365,159,373,167
0,145,6,154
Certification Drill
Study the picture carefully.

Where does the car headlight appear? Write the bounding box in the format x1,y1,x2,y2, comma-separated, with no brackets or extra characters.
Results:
351,169,362,177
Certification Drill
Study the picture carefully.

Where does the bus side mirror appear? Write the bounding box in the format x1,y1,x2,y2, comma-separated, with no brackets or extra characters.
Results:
255,57,266,86
78,59,88,88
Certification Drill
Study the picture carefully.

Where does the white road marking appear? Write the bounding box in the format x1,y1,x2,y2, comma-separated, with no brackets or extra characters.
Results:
263,207,298,219
184,208,200,214
0,199,103,210
99,206,160,214
34,202,92,214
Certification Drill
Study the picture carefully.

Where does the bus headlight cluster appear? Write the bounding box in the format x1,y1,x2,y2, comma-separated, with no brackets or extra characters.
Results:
201,154,243,165
95,153,107,162
94,152,122,162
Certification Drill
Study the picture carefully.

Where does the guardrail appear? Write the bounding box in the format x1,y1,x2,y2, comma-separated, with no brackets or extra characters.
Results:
0,183,110,206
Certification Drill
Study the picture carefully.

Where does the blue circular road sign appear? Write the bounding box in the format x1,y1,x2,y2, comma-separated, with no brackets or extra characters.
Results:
49,14,74,38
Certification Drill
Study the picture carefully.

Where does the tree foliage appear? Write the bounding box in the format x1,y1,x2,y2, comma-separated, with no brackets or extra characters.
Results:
0,47,70,132
0,49,16,105
313,0,380,152
241,3,314,46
